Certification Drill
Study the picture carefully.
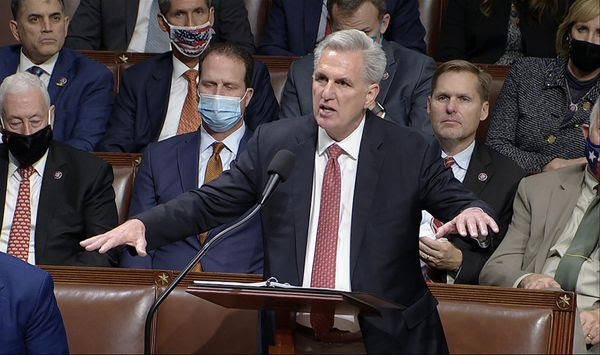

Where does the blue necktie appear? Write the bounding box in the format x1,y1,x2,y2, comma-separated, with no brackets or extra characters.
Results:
27,66,45,77
145,0,171,53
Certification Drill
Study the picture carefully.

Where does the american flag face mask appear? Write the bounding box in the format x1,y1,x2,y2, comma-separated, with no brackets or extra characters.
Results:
162,17,214,57
586,137,600,179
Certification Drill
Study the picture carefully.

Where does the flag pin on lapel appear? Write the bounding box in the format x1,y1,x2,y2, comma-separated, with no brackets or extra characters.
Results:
54,171,63,180
56,77,68,87
382,72,389,80
478,173,488,182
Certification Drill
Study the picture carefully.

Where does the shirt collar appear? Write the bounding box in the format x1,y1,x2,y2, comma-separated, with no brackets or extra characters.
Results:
19,49,59,77
442,140,475,171
317,116,365,160
199,122,246,156
8,149,50,179
172,54,199,81
584,167,599,193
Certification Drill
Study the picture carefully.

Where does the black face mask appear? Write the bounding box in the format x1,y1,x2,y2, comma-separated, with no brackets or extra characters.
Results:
2,126,53,168
569,38,600,73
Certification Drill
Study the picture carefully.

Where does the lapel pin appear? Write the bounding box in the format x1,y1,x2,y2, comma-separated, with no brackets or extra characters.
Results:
583,101,591,111
478,172,488,182
54,171,63,180
56,77,68,87
382,71,389,80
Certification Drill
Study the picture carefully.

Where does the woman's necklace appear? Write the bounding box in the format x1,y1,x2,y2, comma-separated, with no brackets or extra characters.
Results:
565,79,578,112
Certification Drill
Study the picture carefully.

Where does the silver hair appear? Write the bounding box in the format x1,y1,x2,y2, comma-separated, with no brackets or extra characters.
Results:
590,97,600,132
0,73,50,117
314,29,386,85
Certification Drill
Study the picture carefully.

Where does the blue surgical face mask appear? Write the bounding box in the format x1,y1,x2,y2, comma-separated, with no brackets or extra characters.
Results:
370,19,385,44
198,90,248,132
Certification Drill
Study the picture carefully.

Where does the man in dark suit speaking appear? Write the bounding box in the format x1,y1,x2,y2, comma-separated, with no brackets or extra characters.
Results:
82,30,499,353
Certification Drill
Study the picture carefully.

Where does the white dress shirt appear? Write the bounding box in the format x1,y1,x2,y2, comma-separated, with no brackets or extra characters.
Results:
158,56,199,141
0,152,49,265
197,123,246,187
127,0,154,52
419,140,475,283
298,118,365,331
17,50,59,88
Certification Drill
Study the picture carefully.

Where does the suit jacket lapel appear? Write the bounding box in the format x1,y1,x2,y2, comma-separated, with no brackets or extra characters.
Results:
463,143,491,196
535,168,583,271
126,0,141,45
304,0,323,53
350,114,386,278
377,42,396,104
293,119,318,279
35,143,66,259
0,146,9,227
47,49,72,106
147,54,173,140
177,132,200,192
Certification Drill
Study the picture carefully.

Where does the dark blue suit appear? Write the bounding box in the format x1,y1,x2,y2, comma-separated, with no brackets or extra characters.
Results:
97,52,278,153
0,45,114,151
257,0,426,56
120,128,263,273
136,113,499,353
0,252,69,354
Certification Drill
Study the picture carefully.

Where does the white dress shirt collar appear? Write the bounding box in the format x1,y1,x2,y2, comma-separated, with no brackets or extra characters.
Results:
18,50,59,82
442,140,476,172
317,117,365,160
8,150,50,179
199,122,246,157
172,54,198,81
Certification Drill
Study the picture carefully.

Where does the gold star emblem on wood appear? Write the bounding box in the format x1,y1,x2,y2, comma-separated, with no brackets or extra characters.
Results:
557,294,571,309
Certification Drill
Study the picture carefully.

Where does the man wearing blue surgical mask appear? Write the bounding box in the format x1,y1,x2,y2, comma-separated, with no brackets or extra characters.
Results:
279,0,436,135
97,0,278,153
120,43,263,274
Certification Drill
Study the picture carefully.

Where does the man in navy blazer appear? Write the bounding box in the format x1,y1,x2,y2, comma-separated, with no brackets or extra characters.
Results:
258,0,426,56
279,0,436,134
0,252,69,354
83,30,499,353
97,0,278,153
0,0,114,151
120,43,263,273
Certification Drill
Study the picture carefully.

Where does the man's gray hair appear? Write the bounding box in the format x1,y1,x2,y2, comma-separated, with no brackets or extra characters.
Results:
314,29,386,85
590,97,600,132
0,73,50,116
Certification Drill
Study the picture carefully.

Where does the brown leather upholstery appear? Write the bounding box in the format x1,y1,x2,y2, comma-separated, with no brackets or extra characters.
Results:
476,64,511,142
44,266,261,354
92,152,142,224
419,0,449,57
244,0,273,47
429,283,576,354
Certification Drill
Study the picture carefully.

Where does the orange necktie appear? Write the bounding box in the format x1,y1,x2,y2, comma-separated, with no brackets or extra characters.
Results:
177,69,201,135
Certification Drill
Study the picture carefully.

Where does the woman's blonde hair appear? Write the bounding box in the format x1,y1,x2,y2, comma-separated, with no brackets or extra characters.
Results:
556,0,600,57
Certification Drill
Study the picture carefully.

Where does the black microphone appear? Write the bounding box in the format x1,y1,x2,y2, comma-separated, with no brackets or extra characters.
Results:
143,149,296,354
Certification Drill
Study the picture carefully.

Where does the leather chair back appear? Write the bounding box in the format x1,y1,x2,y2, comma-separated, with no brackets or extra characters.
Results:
244,0,273,47
93,152,142,224
419,0,449,57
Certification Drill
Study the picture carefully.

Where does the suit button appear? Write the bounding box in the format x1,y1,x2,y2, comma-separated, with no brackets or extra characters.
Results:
546,134,557,144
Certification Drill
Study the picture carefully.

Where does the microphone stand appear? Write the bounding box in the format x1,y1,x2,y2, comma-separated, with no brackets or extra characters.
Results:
143,202,262,354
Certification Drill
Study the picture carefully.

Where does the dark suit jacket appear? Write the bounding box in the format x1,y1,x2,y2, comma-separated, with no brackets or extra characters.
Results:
65,0,255,53
279,40,435,134
0,46,114,151
436,0,568,63
448,143,525,284
0,252,68,354
96,52,278,152
0,142,119,266
257,0,426,56
120,128,263,273
136,113,496,353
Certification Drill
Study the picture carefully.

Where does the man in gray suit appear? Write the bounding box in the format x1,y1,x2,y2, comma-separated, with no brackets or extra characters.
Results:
279,0,436,135
480,97,600,354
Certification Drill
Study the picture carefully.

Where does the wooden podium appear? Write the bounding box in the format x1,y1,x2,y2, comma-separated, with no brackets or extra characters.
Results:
187,282,400,354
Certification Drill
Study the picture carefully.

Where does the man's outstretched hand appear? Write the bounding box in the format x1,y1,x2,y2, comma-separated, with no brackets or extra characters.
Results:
80,219,147,256
434,207,499,244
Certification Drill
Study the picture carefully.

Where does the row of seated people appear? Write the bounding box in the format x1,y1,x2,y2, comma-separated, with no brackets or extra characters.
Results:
0,0,598,353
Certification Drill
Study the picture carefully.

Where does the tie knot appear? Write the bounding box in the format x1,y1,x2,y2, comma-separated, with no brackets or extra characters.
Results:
444,156,456,168
327,144,344,160
183,69,199,83
27,66,45,77
18,166,35,180
212,142,225,156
